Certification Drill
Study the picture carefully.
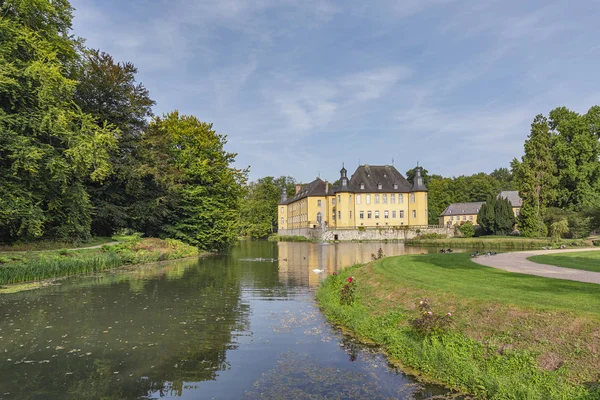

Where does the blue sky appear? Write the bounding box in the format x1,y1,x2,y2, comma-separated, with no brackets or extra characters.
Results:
70,0,600,183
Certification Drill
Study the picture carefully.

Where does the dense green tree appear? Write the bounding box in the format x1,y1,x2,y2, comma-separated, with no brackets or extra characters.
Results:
74,49,155,236
0,0,117,242
477,197,496,235
458,221,475,237
140,112,247,250
512,115,557,237
494,197,515,235
549,106,600,208
490,168,515,191
239,176,296,238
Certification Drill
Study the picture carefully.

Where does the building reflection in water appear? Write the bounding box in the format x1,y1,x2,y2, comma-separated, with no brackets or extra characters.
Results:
277,242,430,287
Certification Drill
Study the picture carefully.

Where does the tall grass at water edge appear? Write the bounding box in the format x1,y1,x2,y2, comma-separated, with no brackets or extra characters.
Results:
0,238,199,285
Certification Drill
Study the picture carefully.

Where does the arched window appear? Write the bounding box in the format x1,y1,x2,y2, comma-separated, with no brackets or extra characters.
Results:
316,212,322,224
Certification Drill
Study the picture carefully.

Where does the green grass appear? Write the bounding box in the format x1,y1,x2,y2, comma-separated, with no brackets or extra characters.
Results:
316,254,600,399
267,235,316,242
528,250,600,273
0,238,200,286
406,236,589,249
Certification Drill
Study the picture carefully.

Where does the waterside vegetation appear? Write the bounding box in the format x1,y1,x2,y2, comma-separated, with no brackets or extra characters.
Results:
0,237,200,286
317,253,600,399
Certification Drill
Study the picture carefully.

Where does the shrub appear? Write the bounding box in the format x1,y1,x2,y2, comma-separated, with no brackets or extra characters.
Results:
417,233,446,240
458,221,475,238
409,298,453,336
339,276,356,305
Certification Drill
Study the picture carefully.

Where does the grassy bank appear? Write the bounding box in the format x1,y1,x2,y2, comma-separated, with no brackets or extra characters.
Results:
406,236,589,249
267,235,316,242
0,238,200,286
317,253,600,399
529,250,600,273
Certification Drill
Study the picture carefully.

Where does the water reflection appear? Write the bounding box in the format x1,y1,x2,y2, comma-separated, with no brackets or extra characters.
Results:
0,241,456,399
277,241,434,287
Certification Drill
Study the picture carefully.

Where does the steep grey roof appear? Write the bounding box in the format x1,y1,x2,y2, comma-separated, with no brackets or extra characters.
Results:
497,191,522,207
440,202,485,216
282,178,330,204
411,167,428,192
347,165,412,193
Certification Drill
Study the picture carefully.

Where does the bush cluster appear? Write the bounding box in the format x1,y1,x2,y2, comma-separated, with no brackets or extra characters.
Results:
409,298,453,336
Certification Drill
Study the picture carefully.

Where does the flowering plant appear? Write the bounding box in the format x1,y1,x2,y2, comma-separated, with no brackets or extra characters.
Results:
340,276,356,305
409,298,453,336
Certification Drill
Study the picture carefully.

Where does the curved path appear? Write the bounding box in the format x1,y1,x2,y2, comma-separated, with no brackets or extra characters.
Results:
471,248,600,285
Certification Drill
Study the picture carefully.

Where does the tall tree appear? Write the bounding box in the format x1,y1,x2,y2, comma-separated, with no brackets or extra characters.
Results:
0,0,117,242
477,197,496,235
494,197,515,235
512,115,557,237
74,50,155,236
140,112,247,250
549,106,600,209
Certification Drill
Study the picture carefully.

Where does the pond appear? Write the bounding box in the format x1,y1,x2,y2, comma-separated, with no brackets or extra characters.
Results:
0,241,463,399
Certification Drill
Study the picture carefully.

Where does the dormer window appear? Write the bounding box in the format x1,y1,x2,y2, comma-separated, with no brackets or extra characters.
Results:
393,184,398,190
360,183,364,190
377,183,382,190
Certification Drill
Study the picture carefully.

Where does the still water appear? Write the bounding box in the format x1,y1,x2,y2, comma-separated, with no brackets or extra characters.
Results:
0,241,456,399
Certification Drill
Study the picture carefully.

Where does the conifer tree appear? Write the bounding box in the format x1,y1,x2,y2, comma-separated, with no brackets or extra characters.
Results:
494,197,515,235
512,115,557,237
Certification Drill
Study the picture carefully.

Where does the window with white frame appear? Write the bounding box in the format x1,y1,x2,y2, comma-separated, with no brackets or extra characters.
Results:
338,195,341,202
281,218,284,224
338,211,341,219
382,194,387,204
390,194,395,204
412,210,416,218
375,211,379,219
375,194,379,204
400,210,404,218
360,183,365,189
367,211,372,219
377,183,382,190
399,194,404,204
366,194,371,204
392,210,396,218
317,200,321,206
393,184,398,189
469,215,473,220
356,194,361,204
410,193,415,203
384,210,389,218
360,211,364,219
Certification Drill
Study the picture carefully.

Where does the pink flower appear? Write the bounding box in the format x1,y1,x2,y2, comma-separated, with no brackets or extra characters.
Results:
447,312,452,317
347,277,354,283
332,271,338,276
427,311,433,315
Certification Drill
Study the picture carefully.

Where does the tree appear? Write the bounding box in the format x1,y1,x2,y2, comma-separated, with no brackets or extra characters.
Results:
490,168,515,191
477,197,496,235
74,49,155,236
494,197,515,235
550,219,569,241
406,167,430,186
239,176,296,238
549,106,600,209
0,0,117,242
140,112,247,250
512,115,558,237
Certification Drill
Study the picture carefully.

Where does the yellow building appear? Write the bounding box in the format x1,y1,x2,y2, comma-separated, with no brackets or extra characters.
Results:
439,202,484,226
278,164,428,232
438,191,523,226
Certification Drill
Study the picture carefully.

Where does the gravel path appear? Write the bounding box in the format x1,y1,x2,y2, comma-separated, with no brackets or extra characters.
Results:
0,242,121,254
471,248,600,285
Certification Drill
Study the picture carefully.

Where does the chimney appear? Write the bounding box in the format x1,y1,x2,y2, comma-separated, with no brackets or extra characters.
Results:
295,184,301,194
325,181,329,194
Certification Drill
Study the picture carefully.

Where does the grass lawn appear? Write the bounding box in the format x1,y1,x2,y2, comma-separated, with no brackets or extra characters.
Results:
405,236,589,249
317,253,600,399
528,251,600,273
